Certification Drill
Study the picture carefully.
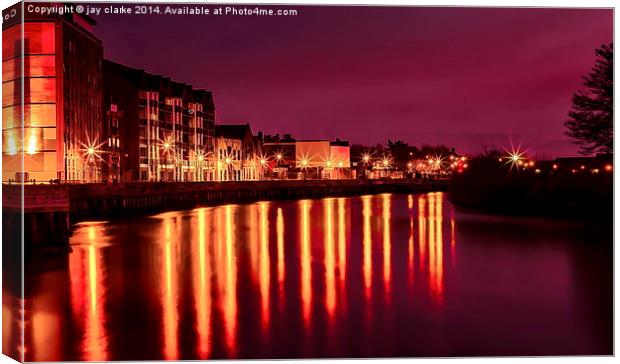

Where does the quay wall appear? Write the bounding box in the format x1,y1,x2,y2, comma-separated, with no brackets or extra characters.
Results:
3,179,449,250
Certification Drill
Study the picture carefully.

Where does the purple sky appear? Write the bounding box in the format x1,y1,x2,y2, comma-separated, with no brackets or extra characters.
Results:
92,5,612,158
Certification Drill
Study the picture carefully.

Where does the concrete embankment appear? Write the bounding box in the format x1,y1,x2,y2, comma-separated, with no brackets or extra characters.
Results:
3,179,449,249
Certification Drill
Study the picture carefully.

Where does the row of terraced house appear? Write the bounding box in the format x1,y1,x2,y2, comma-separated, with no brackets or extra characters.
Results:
2,6,351,183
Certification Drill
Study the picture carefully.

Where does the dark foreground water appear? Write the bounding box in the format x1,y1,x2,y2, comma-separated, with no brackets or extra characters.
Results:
5,193,612,360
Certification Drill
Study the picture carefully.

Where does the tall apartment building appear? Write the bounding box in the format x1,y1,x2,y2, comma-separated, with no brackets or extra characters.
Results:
2,5,103,182
103,60,215,182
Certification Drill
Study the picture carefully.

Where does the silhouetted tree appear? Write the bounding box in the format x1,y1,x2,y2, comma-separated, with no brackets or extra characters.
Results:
565,43,613,155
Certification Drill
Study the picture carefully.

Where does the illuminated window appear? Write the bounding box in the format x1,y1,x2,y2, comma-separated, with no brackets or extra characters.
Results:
24,22,55,55
26,104,56,127
24,127,43,155
2,129,21,156
0,55,53,82
2,106,21,129
2,25,22,61
2,80,19,107
26,78,56,103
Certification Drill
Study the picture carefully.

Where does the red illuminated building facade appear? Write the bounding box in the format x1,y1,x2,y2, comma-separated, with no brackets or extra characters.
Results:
2,5,103,182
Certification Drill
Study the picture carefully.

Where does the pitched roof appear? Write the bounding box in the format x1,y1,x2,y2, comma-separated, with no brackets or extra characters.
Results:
215,123,253,140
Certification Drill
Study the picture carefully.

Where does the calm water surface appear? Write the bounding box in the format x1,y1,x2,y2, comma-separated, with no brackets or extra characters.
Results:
8,193,612,360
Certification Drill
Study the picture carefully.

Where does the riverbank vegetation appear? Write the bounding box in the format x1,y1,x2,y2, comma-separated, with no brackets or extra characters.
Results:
449,154,612,220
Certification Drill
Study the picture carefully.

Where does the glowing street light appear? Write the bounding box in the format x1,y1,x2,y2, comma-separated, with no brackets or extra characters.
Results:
503,143,528,172
79,136,106,163
225,157,232,164
276,153,283,161
605,164,613,172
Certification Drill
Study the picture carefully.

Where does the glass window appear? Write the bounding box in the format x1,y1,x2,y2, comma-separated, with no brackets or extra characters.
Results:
3,78,57,106
2,80,19,107
26,55,55,77
24,22,55,55
2,24,22,61
2,105,21,129
3,55,56,82
2,128,21,155
23,127,43,155
26,78,56,103
2,58,20,82
27,104,56,127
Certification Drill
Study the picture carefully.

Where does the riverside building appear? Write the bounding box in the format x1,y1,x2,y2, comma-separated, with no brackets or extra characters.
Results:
103,60,216,182
2,5,103,182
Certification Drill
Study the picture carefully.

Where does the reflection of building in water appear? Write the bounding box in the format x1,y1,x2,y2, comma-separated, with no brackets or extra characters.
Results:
68,224,109,361
215,205,238,356
361,195,373,303
407,195,415,287
382,194,392,301
258,202,271,331
276,207,285,302
417,192,445,303
299,199,312,327
324,198,337,320
192,208,212,359
3,294,23,361
337,198,347,309
159,215,179,360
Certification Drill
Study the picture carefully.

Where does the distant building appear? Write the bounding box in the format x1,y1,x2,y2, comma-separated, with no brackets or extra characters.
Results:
215,123,261,181
261,138,351,179
549,154,613,174
102,60,216,182
2,8,103,182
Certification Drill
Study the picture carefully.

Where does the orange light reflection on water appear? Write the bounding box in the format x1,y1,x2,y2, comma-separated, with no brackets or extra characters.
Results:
382,194,392,302
299,199,313,327
276,208,285,304
418,196,427,268
324,198,336,320
337,198,347,312
160,216,179,360
68,224,109,361
427,193,444,303
258,202,271,331
407,195,415,287
361,195,373,303
192,208,212,359
216,205,238,356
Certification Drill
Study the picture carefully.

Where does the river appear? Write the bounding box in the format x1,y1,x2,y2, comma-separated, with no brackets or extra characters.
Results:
5,192,612,360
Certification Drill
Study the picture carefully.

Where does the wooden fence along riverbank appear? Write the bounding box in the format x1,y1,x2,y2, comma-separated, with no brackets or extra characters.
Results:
3,179,449,250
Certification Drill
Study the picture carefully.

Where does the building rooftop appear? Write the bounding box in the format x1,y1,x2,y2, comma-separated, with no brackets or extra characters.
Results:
215,123,253,140
103,60,214,106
